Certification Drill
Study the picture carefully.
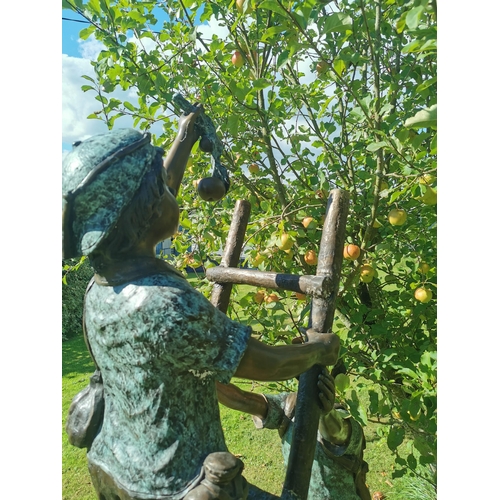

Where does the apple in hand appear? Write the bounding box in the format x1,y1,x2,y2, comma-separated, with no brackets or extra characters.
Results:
197,177,226,202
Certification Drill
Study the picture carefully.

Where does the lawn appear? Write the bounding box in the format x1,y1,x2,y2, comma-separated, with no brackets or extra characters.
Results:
63,333,434,500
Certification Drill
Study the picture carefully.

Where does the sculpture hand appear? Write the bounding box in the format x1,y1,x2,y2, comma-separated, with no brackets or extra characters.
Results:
178,103,203,143
304,329,340,367
317,368,336,415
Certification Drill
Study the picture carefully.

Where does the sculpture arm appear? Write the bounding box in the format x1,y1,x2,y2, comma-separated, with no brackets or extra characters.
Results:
216,382,268,421
163,105,202,197
234,333,339,382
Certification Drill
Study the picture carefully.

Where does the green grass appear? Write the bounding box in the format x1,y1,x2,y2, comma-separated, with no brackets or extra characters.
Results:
63,335,435,499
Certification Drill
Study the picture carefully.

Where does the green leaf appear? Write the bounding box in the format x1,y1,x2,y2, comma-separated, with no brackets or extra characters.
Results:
387,426,405,451
333,58,346,76
276,50,290,70
416,76,437,93
123,101,136,112
252,78,271,90
261,25,289,41
405,5,425,30
366,141,387,152
320,12,352,33
396,12,407,34
334,373,350,393
227,114,239,135
404,104,437,129
259,0,286,16
79,26,96,40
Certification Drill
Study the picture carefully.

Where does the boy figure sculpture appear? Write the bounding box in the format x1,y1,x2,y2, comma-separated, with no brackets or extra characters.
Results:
217,368,371,500
62,105,339,500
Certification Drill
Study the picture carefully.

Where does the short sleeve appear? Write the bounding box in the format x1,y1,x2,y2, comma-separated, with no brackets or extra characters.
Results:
139,275,252,383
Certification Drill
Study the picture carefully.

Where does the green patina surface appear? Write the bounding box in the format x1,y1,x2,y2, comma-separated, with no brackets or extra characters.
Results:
85,270,252,498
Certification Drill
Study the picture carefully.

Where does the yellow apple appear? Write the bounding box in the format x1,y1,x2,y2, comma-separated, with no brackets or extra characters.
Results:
265,293,280,303
253,290,265,304
414,287,432,303
304,249,318,265
421,186,437,205
418,262,430,274
232,51,244,68
343,244,361,261
316,60,328,75
248,163,259,175
252,253,265,266
236,0,253,15
388,208,407,226
302,216,315,228
278,233,294,251
360,264,375,283
418,173,435,185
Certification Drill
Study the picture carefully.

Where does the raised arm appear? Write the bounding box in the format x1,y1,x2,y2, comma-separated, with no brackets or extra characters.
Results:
163,105,202,197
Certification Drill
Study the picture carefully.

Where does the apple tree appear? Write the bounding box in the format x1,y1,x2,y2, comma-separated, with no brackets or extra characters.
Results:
63,0,437,487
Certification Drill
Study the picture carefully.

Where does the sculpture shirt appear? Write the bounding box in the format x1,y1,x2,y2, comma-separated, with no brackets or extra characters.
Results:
84,269,252,499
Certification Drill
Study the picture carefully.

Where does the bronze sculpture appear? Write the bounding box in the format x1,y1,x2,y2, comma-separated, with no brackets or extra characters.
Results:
63,104,340,500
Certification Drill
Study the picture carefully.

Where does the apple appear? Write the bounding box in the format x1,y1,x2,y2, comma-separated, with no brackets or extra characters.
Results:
343,244,361,261
278,233,294,251
236,0,253,15
197,177,226,202
372,219,382,228
316,60,328,75
199,136,214,153
295,292,306,300
302,216,315,228
418,173,435,185
283,249,294,261
360,264,375,283
418,262,430,274
380,180,389,191
414,287,432,303
388,208,407,226
248,163,259,175
232,51,244,68
304,249,318,265
252,253,265,266
421,186,437,205
265,293,280,303
253,290,265,304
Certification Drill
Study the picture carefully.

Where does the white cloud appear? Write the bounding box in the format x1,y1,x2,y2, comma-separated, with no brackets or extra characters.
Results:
78,35,106,61
62,54,110,145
